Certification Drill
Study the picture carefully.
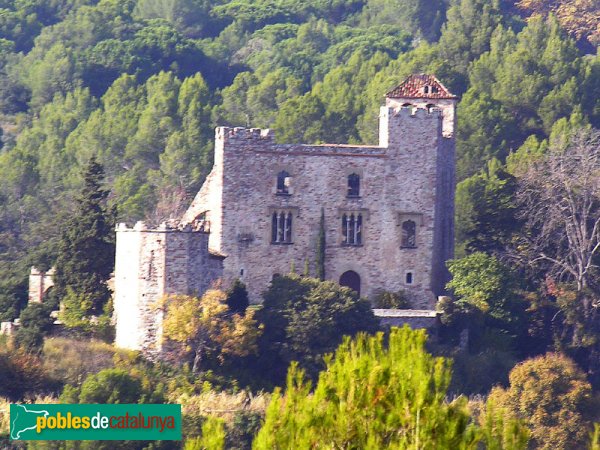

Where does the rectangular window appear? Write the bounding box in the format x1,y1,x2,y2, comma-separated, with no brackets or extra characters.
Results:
342,213,362,246
271,211,293,244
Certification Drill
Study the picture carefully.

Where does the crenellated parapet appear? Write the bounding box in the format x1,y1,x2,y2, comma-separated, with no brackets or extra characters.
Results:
216,126,275,142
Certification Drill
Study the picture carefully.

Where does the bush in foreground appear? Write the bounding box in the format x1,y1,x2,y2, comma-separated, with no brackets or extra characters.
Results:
254,326,528,449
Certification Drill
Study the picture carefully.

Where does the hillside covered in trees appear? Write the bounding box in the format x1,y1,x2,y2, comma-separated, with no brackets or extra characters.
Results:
1,0,600,447
0,0,597,312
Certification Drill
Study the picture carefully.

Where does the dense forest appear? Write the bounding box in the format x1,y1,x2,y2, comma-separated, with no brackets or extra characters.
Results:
0,0,598,315
1,0,600,447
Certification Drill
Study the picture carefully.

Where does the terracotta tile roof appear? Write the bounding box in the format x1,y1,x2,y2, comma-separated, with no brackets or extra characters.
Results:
386,74,457,99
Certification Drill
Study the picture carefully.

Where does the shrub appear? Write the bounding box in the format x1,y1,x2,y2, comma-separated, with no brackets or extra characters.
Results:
74,369,143,404
0,346,55,401
254,326,528,449
372,289,411,309
14,303,54,351
225,279,249,313
257,274,379,382
450,348,517,395
225,410,263,450
489,353,595,450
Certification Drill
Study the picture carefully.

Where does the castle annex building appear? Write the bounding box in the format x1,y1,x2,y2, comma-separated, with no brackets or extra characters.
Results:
113,74,457,354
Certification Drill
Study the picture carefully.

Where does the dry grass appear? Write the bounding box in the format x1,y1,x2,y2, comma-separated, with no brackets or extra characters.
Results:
0,397,9,438
42,337,131,386
177,390,271,424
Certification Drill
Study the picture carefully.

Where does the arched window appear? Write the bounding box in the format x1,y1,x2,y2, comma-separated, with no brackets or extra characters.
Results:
339,270,361,295
276,171,290,195
271,210,293,244
342,213,362,245
347,173,360,197
425,103,436,112
401,220,416,248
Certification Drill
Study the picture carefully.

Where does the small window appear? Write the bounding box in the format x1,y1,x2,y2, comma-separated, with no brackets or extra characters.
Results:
271,210,293,244
405,272,413,285
425,103,436,112
276,171,290,195
401,220,416,248
342,213,362,246
423,85,430,94
347,173,360,197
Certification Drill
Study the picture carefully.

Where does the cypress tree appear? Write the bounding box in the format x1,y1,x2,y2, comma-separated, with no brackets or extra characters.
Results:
316,208,326,281
54,157,115,318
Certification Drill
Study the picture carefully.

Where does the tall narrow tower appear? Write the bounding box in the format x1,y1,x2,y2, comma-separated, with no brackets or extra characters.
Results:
380,74,458,297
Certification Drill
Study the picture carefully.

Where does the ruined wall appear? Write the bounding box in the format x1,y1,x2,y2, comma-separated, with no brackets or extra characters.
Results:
114,221,222,354
182,104,454,309
28,267,55,303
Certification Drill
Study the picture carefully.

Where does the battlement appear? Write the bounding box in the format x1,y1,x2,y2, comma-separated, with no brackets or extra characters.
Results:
216,126,274,141
386,105,443,119
116,219,209,233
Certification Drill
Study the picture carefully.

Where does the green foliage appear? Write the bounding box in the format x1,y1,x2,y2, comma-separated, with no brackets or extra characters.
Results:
198,416,226,450
455,158,518,256
254,326,528,449
225,411,263,450
450,349,517,395
371,289,411,309
54,157,115,322
447,252,526,331
489,353,596,450
225,279,249,314
14,302,54,351
257,274,379,382
72,368,144,404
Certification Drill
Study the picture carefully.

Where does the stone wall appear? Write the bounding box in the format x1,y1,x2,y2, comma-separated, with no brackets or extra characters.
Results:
183,103,455,309
114,221,223,355
28,267,55,303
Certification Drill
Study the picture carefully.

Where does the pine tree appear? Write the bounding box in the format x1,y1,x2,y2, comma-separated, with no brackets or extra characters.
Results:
254,326,528,449
316,208,326,281
54,157,115,320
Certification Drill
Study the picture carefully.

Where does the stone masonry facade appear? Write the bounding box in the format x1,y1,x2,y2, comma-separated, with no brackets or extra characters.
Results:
112,74,457,354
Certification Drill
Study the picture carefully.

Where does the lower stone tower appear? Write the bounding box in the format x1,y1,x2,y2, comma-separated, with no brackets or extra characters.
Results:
113,220,223,355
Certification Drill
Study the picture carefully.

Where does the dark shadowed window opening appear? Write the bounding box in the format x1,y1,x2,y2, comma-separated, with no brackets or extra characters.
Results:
348,173,360,197
276,171,290,195
401,220,416,248
406,272,413,285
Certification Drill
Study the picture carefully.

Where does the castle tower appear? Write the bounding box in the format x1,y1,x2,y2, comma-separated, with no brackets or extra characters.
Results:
379,73,457,298
384,73,457,138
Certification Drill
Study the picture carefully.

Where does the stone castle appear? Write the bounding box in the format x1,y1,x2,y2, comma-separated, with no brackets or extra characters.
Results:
111,74,457,354
19,74,457,355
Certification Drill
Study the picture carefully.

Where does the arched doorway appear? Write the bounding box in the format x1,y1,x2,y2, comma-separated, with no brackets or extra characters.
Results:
339,270,361,295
